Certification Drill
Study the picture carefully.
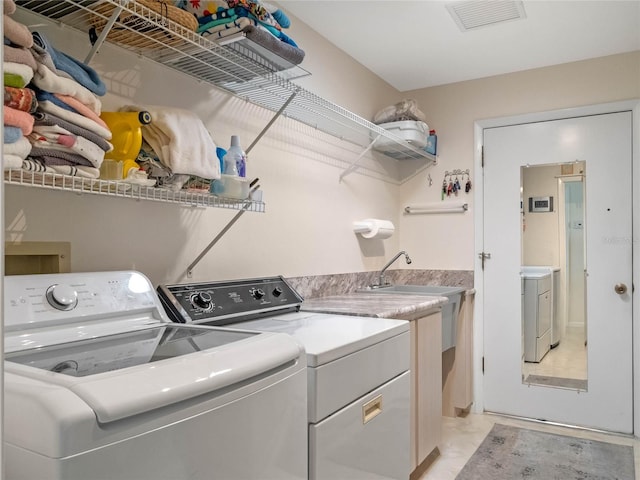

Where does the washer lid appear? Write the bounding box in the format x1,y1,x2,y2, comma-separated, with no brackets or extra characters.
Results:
5,324,303,423
232,312,409,367
521,266,560,275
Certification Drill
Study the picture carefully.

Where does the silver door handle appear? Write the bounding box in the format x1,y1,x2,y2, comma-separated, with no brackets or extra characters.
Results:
615,283,628,295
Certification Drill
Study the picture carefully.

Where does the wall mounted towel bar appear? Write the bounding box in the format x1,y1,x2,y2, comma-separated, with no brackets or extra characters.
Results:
404,203,468,214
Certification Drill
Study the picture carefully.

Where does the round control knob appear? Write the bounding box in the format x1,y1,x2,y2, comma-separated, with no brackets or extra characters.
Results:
46,284,78,311
192,292,213,309
253,288,265,300
273,287,283,297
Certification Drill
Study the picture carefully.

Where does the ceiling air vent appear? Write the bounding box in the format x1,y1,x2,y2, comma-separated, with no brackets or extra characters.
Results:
446,0,527,31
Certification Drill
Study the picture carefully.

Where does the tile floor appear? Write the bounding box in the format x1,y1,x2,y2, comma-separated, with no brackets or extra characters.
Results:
420,323,638,478
419,413,640,479
523,325,587,382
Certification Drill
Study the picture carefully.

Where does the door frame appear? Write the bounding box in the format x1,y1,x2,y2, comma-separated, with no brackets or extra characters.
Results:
472,99,640,434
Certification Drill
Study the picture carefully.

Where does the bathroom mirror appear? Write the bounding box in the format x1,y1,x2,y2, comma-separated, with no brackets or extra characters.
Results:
520,161,587,391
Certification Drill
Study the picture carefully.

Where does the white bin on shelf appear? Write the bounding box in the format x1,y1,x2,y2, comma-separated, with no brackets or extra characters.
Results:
373,120,430,153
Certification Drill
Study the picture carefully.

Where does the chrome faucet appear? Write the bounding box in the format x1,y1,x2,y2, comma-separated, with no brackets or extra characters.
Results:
373,251,412,288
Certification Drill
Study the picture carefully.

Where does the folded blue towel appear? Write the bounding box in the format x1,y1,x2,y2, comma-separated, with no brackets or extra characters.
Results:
32,86,80,115
4,125,22,144
233,9,298,47
32,31,106,96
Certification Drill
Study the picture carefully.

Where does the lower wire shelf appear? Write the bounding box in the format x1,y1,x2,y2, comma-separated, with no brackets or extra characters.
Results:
4,169,265,212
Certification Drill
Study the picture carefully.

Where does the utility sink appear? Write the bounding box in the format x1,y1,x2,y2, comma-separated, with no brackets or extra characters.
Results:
357,285,466,351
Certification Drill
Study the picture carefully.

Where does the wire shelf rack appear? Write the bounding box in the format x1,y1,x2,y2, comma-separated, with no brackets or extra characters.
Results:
16,0,436,167
4,169,266,212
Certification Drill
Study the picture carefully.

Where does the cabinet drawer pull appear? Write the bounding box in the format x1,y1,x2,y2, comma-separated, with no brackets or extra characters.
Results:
362,395,383,424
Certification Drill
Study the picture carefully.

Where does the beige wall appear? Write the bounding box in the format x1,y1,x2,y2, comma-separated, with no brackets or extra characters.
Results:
283,10,400,119
522,164,561,266
7,9,405,286
6,10,640,284
400,51,640,271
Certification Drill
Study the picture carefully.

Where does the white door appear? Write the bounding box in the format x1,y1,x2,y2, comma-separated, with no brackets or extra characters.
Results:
482,111,633,433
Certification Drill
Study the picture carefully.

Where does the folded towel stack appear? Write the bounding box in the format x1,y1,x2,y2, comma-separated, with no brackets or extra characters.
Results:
184,0,305,67
26,31,111,178
3,0,111,178
3,0,34,169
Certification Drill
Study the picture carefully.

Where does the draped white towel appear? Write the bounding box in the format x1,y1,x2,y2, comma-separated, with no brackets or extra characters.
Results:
122,104,221,180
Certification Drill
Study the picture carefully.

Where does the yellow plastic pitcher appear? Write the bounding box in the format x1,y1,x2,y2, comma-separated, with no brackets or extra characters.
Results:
101,111,151,178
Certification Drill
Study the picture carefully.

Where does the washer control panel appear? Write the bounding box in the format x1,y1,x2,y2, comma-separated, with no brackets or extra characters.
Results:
45,284,79,311
157,276,303,325
4,271,161,332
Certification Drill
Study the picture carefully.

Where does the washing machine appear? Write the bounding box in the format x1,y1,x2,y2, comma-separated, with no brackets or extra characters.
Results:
521,269,552,362
521,265,562,347
4,271,307,480
158,276,411,480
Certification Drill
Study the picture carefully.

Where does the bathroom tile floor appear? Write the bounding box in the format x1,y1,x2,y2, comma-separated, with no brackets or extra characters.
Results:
419,412,640,479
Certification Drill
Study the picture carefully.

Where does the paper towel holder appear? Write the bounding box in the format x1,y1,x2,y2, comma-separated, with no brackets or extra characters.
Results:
353,218,395,240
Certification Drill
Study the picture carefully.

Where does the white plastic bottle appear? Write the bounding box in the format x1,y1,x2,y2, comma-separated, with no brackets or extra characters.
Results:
223,135,246,177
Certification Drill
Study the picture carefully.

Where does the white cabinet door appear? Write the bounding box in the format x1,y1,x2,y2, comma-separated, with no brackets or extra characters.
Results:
448,292,474,413
309,372,410,480
415,311,442,468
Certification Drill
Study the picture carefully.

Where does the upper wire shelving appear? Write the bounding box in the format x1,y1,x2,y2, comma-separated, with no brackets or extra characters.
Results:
4,169,265,211
15,0,437,179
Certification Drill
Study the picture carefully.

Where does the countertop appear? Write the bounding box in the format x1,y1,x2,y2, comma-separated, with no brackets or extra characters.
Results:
300,293,447,321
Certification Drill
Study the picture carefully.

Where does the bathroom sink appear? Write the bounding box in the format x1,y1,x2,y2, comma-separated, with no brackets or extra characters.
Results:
357,285,466,351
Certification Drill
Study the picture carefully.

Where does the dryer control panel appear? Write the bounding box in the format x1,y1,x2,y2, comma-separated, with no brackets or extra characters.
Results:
157,276,303,326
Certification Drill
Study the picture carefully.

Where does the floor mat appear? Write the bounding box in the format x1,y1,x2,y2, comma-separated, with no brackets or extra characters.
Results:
456,423,635,480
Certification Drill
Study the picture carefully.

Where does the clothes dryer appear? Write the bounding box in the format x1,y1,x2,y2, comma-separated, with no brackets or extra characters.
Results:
158,276,411,480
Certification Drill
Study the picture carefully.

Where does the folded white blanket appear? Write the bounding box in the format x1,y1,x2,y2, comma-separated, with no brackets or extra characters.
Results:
51,164,100,178
4,61,34,87
22,158,100,178
32,63,102,115
3,153,24,170
4,136,32,159
28,131,105,168
38,100,112,140
122,104,220,179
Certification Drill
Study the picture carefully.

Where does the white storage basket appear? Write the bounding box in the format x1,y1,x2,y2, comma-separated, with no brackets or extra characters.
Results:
373,120,430,154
